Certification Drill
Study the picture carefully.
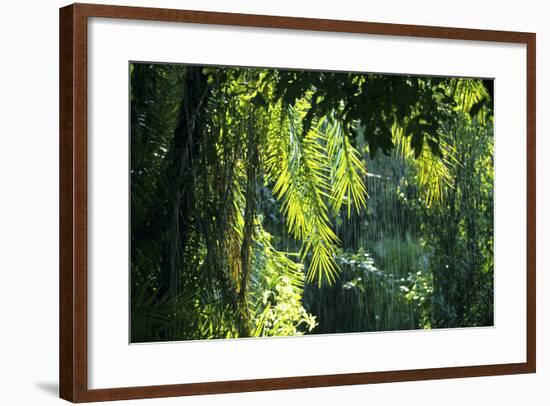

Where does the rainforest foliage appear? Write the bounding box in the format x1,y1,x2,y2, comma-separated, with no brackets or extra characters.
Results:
130,63,494,342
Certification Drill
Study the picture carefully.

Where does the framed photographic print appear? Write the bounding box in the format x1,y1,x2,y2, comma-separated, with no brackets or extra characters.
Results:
59,3,536,402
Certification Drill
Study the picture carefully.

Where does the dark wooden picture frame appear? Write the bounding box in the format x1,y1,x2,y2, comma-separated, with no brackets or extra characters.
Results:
60,3,536,402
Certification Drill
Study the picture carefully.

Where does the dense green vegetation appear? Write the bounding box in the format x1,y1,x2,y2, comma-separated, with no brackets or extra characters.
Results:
130,63,494,342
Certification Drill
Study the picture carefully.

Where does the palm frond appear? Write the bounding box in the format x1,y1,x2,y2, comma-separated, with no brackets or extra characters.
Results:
452,78,491,121
323,118,367,217
393,123,458,207
264,99,339,286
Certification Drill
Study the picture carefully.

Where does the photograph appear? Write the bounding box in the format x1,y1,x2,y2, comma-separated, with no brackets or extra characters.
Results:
0,0,540,403
130,63,495,343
